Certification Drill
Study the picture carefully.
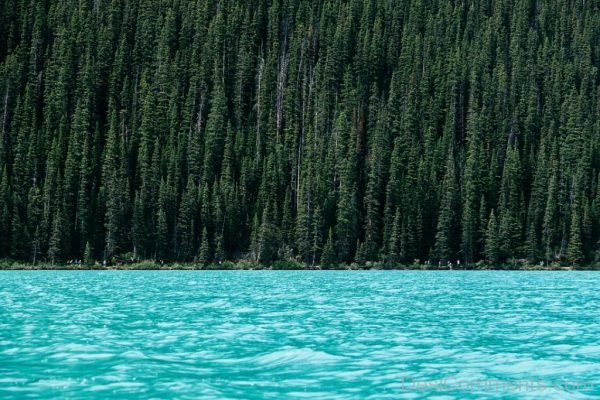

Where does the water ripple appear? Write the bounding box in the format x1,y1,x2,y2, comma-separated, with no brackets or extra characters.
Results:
0,271,599,399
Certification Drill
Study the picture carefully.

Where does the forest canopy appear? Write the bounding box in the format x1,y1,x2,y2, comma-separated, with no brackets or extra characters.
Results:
0,0,599,267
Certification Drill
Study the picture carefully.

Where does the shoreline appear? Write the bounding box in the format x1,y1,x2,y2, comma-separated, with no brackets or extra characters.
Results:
1,262,597,271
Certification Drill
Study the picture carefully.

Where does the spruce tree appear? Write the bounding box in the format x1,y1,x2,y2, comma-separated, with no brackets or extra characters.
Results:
434,149,458,263
485,210,500,266
0,0,598,268
321,228,336,268
198,227,211,266
567,205,584,266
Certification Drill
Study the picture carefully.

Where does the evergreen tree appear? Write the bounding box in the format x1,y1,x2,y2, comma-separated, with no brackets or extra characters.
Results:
434,149,459,263
84,241,94,266
198,227,211,266
485,210,500,266
0,0,598,268
321,228,336,268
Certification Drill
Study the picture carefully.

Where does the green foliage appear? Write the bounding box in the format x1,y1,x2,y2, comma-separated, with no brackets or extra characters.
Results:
197,227,211,266
567,207,584,266
485,210,501,266
0,0,599,267
320,229,337,268
83,242,94,266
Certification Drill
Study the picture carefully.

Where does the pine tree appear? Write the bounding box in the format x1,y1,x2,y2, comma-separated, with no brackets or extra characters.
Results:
462,103,483,266
177,179,197,261
295,182,312,263
321,228,336,268
485,210,500,266
48,203,66,265
0,0,599,269
258,204,278,265
498,143,523,262
434,149,459,263
0,168,11,258
567,210,583,267
198,227,211,266
156,206,168,261
387,209,402,266
84,241,94,266
335,118,359,263
102,106,128,260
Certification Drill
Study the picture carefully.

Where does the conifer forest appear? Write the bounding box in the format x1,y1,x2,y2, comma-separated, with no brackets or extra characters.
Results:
0,0,599,267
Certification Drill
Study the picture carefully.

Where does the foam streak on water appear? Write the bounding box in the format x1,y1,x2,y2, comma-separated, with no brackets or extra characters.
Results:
0,271,599,399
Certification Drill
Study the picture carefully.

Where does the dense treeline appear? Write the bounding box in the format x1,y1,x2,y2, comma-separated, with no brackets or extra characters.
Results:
0,0,599,267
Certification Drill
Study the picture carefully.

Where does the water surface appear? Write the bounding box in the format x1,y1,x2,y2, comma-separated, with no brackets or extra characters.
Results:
0,271,599,399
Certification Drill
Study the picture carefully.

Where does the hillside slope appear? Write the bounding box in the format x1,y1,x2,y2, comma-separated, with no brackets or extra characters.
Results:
0,0,599,266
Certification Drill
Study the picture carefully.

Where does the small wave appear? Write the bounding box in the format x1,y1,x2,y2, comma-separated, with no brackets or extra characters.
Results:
31,379,77,388
231,306,258,313
52,343,103,353
121,350,147,359
252,347,345,367
87,382,146,392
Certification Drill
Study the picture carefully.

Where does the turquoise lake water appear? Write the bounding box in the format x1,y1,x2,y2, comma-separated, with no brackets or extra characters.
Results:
0,271,599,399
